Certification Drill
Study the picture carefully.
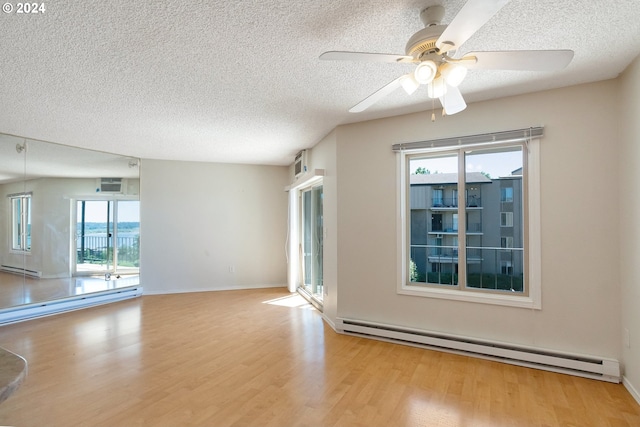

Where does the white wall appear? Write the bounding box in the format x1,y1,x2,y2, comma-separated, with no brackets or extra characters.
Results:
140,160,288,294
619,54,640,399
323,79,622,361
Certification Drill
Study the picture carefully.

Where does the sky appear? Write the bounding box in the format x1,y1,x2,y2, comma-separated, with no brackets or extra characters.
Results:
77,200,140,223
410,147,523,178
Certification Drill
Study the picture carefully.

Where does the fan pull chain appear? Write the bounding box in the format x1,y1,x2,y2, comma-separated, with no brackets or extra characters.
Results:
431,97,436,122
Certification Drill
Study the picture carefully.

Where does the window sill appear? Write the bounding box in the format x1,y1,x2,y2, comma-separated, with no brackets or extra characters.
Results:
9,250,31,256
398,284,540,309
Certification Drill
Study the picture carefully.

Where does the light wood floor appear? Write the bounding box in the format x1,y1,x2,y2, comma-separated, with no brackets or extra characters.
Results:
0,287,638,427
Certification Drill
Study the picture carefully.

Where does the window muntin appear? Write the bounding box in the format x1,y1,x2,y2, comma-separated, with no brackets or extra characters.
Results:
406,143,526,296
11,194,31,252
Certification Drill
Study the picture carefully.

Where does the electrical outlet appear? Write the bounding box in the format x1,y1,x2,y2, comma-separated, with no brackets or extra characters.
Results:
624,328,630,349
229,265,235,273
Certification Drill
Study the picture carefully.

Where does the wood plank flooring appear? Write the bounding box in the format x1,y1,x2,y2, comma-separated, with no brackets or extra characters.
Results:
0,287,638,427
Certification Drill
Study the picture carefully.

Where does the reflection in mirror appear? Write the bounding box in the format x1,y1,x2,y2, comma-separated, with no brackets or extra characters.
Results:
0,133,141,317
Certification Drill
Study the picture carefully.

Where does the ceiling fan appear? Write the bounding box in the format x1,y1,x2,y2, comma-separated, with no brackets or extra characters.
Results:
319,0,574,116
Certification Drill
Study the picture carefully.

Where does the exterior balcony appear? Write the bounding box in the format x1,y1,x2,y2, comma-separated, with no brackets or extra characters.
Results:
427,250,483,264
428,222,483,235
430,197,482,210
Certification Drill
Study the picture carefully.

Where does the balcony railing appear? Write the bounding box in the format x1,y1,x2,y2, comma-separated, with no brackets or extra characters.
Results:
431,222,482,233
409,245,524,291
431,197,482,208
77,235,139,267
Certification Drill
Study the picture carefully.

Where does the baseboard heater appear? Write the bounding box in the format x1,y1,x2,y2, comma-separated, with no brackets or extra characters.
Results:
336,318,620,383
1,265,42,278
0,286,143,325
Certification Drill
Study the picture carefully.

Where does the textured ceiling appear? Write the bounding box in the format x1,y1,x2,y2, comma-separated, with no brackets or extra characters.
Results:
0,0,639,166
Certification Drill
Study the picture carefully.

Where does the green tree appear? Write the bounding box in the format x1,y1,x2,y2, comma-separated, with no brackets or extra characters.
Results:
415,167,430,175
410,259,418,282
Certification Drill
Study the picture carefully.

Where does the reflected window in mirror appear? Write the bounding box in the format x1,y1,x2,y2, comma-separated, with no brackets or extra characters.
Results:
10,193,31,252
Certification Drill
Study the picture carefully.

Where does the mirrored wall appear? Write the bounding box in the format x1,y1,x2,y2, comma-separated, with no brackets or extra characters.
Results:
0,133,140,315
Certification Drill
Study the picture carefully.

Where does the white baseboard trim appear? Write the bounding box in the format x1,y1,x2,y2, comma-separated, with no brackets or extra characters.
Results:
0,286,143,324
623,376,640,406
142,284,287,295
322,312,337,331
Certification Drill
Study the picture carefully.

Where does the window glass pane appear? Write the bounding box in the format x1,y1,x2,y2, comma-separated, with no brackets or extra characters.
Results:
501,187,514,202
312,186,323,297
302,190,312,287
409,153,458,286
25,196,31,251
300,185,323,300
464,146,524,292
116,200,140,272
11,196,31,252
11,198,21,250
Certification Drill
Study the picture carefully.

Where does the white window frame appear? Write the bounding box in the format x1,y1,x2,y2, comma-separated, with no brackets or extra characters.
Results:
500,212,514,227
501,236,514,249
10,193,31,253
396,136,542,310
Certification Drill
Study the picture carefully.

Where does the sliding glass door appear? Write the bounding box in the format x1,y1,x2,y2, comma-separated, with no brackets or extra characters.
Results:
75,200,140,276
301,184,323,300
115,200,140,273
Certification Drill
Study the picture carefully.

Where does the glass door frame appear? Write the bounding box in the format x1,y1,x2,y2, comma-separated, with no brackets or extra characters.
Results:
299,182,323,302
74,197,140,277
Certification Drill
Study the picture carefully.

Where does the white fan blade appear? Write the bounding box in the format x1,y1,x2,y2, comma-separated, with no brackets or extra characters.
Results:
349,75,406,113
463,50,574,71
320,51,415,63
436,0,511,53
439,85,467,115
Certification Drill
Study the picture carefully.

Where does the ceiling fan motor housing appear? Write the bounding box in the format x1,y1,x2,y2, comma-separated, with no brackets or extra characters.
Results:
405,24,446,59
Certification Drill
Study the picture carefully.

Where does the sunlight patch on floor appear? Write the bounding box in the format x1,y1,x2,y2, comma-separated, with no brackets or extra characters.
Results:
262,294,313,308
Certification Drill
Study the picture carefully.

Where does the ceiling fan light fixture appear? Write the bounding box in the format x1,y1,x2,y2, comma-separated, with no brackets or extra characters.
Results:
414,61,437,84
400,74,420,95
427,75,447,99
440,62,467,87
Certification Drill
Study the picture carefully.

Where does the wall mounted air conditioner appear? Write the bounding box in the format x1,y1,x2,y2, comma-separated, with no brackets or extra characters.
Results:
294,150,307,178
96,178,126,194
